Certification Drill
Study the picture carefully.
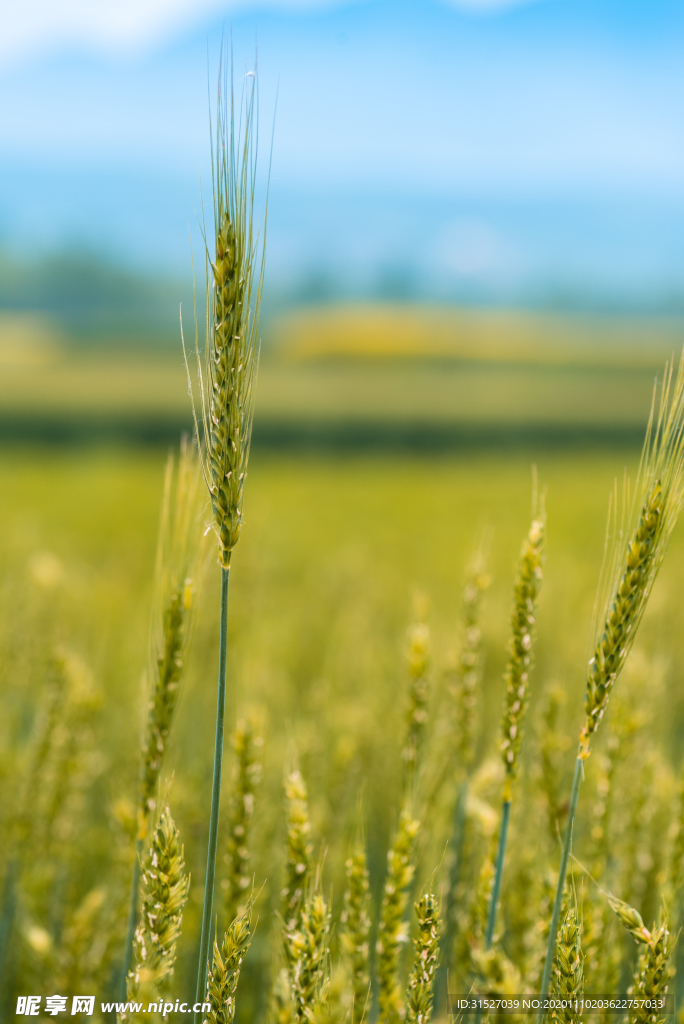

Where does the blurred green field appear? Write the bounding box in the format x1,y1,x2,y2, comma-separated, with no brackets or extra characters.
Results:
3,303,684,1018
1,305,682,446
3,439,684,1016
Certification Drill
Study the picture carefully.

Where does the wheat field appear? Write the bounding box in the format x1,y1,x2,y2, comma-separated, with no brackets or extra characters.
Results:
2,426,684,1019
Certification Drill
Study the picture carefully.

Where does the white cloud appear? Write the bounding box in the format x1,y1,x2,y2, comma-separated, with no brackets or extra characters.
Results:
0,0,549,67
0,0,342,64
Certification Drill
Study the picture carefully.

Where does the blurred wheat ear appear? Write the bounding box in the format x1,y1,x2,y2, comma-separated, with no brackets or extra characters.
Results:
540,352,684,1009
486,504,545,949
340,842,372,1024
184,47,268,1023
119,437,204,999
222,720,262,928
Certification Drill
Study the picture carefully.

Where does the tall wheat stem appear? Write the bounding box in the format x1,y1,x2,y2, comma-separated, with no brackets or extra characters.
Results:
485,512,545,948
539,352,684,1011
485,799,511,947
433,780,468,1014
195,564,230,1018
539,755,582,1003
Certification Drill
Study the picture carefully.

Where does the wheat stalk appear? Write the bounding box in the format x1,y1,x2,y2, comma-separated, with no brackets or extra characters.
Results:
540,353,684,1007
434,551,490,1014
486,510,545,947
0,653,69,988
186,50,266,1019
120,438,202,998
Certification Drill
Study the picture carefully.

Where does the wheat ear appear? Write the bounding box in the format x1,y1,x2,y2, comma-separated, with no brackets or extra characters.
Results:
285,885,331,1023
120,438,202,998
402,612,430,797
340,843,372,1024
405,893,440,1024
377,807,421,1024
434,551,489,1015
122,806,190,1021
281,770,314,931
540,353,684,1008
486,510,545,947
0,653,69,987
203,896,254,1024
188,52,266,1020
552,906,583,1024
666,760,684,908
607,896,671,1024
222,720,262,928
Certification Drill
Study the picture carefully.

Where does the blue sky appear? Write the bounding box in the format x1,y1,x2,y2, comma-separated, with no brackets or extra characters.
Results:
2,0,684,306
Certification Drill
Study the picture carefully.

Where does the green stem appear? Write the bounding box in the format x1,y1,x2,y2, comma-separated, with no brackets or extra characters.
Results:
119,838,143,1000
433,779,469,1017
539,754,583,1015
485,799,511,948
195,565,230,1020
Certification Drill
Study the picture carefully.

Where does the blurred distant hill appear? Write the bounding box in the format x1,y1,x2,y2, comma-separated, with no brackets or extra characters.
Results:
3,221,684,355
0,246,184,344
1,296,682,450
